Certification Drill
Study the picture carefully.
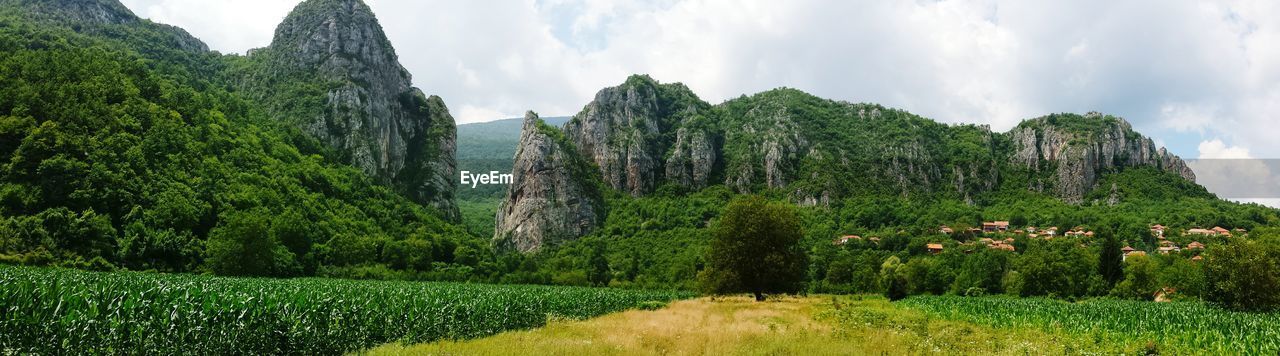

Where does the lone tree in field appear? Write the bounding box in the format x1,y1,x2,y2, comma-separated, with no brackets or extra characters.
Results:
699,195,807,301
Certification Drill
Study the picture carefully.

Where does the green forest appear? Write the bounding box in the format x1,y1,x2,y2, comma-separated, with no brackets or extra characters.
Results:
0,6,485,279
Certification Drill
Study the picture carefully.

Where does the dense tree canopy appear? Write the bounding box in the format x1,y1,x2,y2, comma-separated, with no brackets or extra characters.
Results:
699,195,807,301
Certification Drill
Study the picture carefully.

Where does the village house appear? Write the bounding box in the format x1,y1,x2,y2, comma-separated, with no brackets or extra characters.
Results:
1187,241,1205,250
1123,248,1146,261
1157,246,1180,255
1212,226,1231,237
1186,228,1214,236
1192,255,1204,262
939,226,954,235
1045,227,1059,236
1150,224,1165,238
833,235,861,245
982,221,1010,233
989,242,1015,251
927,243,945,254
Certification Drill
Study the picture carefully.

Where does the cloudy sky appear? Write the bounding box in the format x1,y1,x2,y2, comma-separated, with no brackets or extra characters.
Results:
117,0,1279,163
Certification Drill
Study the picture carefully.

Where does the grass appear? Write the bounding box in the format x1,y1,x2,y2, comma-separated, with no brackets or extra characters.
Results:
899,295,1280,354
364,295,1138,355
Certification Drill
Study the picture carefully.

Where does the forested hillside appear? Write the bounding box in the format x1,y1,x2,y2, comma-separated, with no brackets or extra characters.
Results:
0,0,484,279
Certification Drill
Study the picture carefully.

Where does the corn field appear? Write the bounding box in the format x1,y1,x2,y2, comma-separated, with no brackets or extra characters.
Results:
0,266,694,355
899,295,1280,354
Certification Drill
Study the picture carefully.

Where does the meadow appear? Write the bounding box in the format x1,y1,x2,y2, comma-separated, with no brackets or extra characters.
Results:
899,295,1280,354
0,266,693,355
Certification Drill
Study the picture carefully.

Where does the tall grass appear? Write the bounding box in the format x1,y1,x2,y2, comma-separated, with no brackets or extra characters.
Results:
0,265,694,355
899,295,1280,354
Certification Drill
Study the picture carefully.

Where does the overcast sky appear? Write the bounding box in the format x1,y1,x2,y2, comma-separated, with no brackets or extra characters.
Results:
117,0,1280,163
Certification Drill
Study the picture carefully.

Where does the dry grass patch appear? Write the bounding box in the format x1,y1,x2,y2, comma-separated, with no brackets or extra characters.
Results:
363,296,857,355
361,295,1136,355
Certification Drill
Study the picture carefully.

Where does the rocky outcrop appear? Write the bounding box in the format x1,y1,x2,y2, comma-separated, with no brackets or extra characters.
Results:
495,112,604,253
1008,112,1195,203
3,0,209,52
563,77,664,196
664,125,718,189
723,99,808,192
562,75,713,196
249,0,458,219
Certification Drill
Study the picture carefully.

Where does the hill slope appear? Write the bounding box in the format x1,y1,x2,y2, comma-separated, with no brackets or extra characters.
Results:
0,0,479,278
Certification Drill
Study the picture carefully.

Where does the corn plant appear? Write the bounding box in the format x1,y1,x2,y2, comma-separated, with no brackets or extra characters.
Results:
0,266,694,355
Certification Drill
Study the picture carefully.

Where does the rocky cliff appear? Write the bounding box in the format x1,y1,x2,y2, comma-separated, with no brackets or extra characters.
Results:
244,0,458,220
497,76,1201,252
494,112,604,253
562,75,715,195
1008,112,1195,203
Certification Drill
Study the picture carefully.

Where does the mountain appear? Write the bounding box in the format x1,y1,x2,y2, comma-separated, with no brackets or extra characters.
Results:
235,0,459,221
493,112,604,253
497,75,1213,251
0,0,477,278
457,116,570,155
455,116,569,200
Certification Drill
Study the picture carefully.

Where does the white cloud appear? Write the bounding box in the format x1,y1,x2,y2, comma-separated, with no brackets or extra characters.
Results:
1198,139,1253,159
115,0,1280,159
119,0,298,54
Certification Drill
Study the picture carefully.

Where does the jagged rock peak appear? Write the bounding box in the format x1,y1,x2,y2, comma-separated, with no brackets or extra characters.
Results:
269,0,402,72
1007,112,1195,203
495,111,604,253
253,0,459,220
563,74,714,196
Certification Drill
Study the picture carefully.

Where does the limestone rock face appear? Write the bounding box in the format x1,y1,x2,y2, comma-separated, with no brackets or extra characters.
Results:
494,112,604,253
1008,113,1195,203
562,75,714,196
664,126,718,190
250,0,458,219
563,80,663,196
724,100,808,192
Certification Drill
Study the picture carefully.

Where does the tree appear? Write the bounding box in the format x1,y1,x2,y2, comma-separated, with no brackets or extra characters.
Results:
880,256,908,301
586,241,611,286
1204,237,1280,312
952,249,1008,295
204,211,295,277
1111,254,1158,300
700,195,807,301
1099,230,1123,287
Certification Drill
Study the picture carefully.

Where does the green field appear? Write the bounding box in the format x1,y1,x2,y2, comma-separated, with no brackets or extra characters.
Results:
898,295,1280,354
0,266,693,355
